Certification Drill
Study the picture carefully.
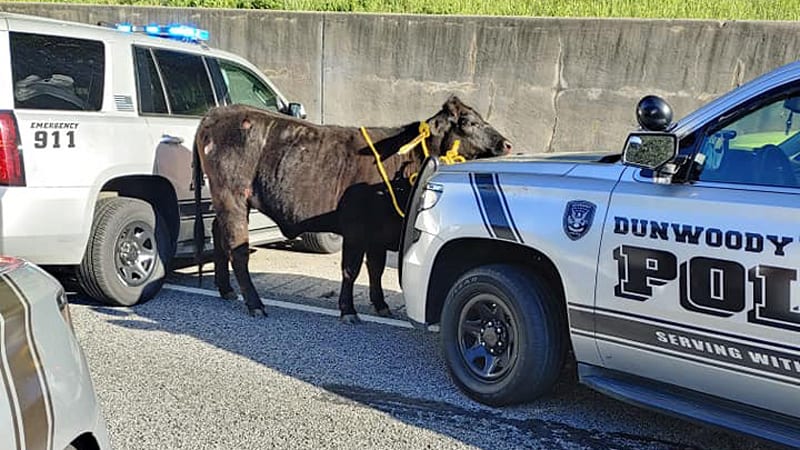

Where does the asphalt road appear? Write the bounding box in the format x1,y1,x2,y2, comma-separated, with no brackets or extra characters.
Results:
68,245,784,450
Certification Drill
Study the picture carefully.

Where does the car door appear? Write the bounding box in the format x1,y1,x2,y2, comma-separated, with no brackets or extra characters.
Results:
214,59,284,112
136,46,218,257
595,90,800,419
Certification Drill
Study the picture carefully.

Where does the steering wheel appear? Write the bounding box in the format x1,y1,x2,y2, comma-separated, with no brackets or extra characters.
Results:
755,144,798,187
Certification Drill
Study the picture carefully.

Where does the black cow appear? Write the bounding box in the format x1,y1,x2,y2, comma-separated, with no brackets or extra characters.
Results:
193,96,511,322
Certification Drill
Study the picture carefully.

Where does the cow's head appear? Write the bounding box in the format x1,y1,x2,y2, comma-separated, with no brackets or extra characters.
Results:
426,95,512,160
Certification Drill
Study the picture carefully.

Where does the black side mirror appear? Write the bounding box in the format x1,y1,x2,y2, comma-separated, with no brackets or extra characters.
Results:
287,102,306,119
622,132,677,169
784,97,800,114
636,95,673,131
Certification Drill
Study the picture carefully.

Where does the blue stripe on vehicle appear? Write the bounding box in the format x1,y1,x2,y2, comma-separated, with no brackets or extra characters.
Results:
568,302,800,354
469,173,493,237
494,173,523,243
594,334,800,387
568,306,800,387
474,173,517,241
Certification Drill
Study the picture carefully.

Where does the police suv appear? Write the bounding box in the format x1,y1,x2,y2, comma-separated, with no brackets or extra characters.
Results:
0,256,109,450
400,61,800,445
0,13,340,308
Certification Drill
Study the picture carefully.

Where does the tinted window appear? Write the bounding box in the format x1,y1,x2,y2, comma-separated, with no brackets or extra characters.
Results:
696,96,800,188
133,47,168,114
10,32,104,111
218,60,279,111
206,58,230,105
152,49,215,116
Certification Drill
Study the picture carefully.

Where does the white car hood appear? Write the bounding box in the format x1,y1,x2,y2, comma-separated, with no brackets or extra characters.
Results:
441,151,624,177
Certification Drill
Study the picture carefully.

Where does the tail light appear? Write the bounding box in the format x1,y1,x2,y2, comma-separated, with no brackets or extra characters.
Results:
0,111,25,186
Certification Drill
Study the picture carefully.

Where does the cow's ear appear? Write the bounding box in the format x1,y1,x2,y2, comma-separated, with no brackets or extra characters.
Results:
443,95,462,118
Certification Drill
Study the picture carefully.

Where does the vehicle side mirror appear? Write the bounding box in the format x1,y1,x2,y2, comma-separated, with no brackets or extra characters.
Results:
784,97,800,114
622,132,677,169
288,102,306,119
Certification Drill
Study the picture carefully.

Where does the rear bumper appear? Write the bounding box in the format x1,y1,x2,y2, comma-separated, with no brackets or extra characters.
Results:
0,186,93,264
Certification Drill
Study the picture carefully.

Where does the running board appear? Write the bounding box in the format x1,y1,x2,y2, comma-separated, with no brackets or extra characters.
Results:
578,363,799,448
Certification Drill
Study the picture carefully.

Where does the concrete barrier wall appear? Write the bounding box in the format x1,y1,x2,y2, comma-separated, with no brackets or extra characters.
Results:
2,3,800,153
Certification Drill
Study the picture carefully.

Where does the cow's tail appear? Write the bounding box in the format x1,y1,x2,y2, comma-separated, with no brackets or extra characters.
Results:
192,135,205,287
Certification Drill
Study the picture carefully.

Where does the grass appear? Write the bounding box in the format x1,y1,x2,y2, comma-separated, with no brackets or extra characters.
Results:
12,0,800,20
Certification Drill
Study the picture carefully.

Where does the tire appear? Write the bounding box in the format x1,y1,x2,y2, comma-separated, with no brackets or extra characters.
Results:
298,232,343,254
77,197,173,306
440,264,566,406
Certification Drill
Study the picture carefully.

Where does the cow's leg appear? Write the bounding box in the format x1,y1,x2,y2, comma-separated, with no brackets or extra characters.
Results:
230,242,266,317
365,246,391,317
216,193,266,317
212,217,237,300
338,236,366,324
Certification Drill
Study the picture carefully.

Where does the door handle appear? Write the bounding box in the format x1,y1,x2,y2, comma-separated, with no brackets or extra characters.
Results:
161,134,184,145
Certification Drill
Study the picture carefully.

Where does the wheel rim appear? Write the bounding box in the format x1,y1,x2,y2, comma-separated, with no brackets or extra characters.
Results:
457,293,519,381
114,220,157,287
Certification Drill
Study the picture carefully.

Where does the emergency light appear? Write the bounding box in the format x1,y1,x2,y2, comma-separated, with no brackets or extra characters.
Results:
114,23,209,43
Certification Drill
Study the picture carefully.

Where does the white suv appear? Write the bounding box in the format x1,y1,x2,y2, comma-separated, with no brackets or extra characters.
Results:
0,13,337,307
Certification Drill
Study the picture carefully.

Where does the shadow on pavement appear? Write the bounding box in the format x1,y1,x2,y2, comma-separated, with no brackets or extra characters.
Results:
69,272,779,450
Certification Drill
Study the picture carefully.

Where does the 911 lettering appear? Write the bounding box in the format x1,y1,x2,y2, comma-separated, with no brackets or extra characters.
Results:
614,244,800,331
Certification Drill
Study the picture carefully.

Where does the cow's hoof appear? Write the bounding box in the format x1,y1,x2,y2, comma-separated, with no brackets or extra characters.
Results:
220,290,238,301
339,314,361,325
248,306,268,317
376,307,393,318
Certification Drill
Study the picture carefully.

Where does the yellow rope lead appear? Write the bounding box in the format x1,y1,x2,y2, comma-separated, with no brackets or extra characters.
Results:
362,122,466,218
361,126,407,218
398,122,431,158
440,140,466,164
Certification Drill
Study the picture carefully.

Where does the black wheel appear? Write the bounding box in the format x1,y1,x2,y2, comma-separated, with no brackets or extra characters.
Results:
77,197,173,306
440,264,566,406
299,232,342,254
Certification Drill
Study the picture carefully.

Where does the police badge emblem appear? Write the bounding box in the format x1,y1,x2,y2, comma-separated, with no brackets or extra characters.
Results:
563,200,596,241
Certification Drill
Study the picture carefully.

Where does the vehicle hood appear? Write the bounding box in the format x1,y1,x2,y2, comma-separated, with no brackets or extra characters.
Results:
442,151,623,177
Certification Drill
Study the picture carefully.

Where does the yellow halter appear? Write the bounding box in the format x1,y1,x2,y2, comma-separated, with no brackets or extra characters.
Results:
361,122,464,218
398,122,432,157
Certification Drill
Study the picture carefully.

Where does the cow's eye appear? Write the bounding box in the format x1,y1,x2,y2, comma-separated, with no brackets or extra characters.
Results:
458,117,471,128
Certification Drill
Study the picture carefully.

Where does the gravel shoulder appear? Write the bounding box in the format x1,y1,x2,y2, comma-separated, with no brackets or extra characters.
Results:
169,241,406,319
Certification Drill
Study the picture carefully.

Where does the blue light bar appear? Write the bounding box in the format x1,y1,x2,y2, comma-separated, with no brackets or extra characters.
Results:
167,25,195,38
113,22,209,44
195,29,210,41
